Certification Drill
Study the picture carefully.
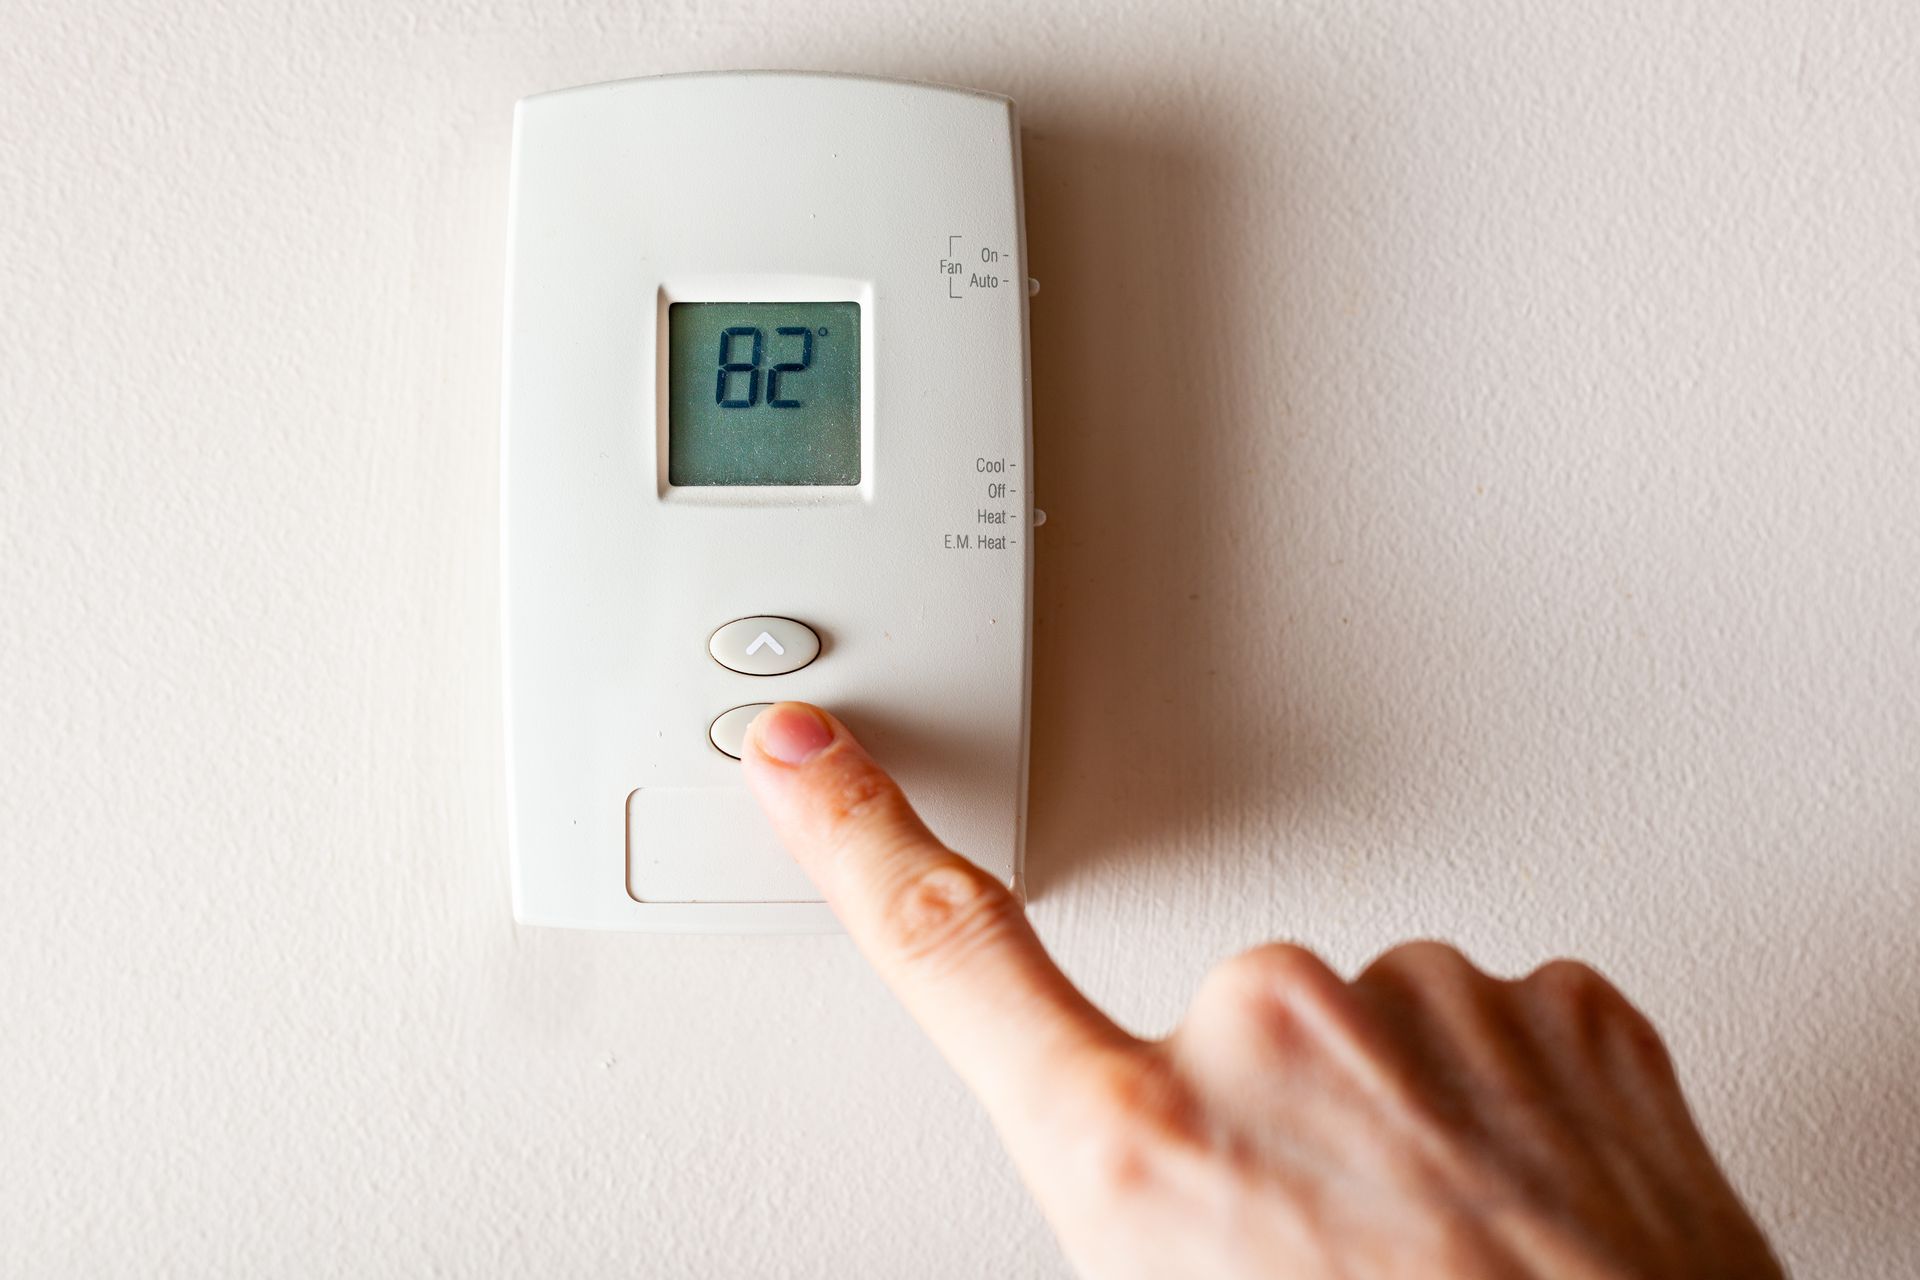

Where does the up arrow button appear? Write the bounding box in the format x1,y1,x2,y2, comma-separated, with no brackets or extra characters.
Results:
709,616,820,676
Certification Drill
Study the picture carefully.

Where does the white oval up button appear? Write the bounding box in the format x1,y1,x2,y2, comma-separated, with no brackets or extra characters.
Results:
708,616,821,676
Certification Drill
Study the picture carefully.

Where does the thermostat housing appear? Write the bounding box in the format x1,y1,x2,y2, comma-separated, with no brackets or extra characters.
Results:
501,72,1033,930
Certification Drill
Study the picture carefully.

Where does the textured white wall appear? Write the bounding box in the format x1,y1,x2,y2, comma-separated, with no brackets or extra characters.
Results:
4,2,1917,1275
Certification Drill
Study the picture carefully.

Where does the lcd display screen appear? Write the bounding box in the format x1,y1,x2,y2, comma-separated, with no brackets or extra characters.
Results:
667,301,861,486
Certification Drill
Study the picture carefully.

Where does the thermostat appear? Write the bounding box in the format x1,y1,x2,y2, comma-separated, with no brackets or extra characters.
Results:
501,72,1034,931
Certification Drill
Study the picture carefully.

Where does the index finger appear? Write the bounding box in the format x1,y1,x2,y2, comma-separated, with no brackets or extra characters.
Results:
740,702,1134,1121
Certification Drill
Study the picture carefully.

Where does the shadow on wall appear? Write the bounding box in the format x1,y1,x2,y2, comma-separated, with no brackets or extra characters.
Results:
1020,121,1332,899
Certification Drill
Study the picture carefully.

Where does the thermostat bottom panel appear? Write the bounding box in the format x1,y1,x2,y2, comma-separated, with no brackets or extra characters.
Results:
627,786,824,905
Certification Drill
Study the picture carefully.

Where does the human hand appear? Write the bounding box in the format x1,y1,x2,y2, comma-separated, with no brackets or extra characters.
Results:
740,702,1783,1279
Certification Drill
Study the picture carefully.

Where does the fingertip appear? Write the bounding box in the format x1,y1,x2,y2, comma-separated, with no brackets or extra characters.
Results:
745,701,837,767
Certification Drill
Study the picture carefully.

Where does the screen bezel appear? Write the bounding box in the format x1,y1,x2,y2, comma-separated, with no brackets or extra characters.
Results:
654,277,875,505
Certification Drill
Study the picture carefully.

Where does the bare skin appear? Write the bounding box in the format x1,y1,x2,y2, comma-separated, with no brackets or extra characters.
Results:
740,702,1784,1280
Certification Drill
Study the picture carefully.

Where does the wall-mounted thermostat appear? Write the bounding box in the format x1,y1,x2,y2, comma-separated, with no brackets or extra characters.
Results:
501,73,1034,931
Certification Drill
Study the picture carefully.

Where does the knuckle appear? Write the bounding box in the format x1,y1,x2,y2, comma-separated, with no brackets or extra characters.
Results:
1206,943,1339,1017
821,759,907,830
1363,939,1480,989
1524,957,1612,1005
1217,941,1329,993
1523,959,1634,1035
1189,943,1358,1059
872,857,1017,970
1523,960,1679,1082
1614,1008,1679,1080
813,762,930,867
1068,1052,1205,1199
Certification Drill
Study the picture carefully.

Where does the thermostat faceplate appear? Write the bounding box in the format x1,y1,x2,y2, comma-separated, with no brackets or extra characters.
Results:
501,73,1033,930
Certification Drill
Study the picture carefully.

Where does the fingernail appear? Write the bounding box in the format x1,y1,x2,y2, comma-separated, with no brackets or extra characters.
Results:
752,703,835,765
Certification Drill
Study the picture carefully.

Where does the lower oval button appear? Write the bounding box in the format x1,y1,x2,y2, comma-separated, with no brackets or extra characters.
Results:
709,703,775,760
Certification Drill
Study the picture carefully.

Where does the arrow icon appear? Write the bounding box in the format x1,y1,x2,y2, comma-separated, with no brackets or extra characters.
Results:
744,631,786,657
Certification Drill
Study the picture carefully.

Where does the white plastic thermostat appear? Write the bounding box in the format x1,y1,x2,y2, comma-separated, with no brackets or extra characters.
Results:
501,72,1034,931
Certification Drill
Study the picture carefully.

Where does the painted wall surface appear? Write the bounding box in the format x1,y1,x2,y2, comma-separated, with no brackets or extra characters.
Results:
4,2,1916,1275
